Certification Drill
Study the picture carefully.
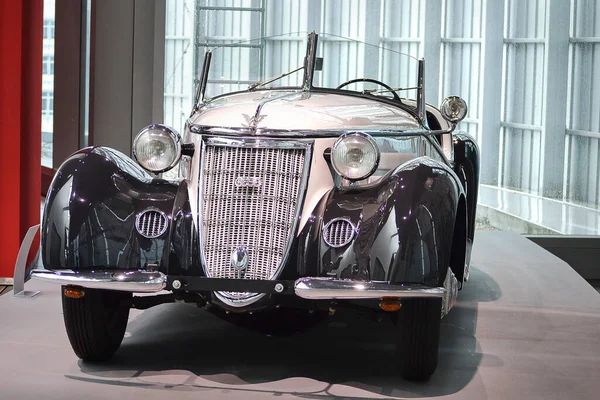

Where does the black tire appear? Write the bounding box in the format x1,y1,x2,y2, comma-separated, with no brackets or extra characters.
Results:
395,297,442,381
61,286,131,361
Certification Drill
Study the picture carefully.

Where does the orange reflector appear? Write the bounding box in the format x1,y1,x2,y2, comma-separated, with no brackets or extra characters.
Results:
64,287,85,299
379,300,401,312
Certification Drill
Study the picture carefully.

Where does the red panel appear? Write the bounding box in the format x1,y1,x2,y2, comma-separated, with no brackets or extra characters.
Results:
0,0,23,279
21,1,43,265
0,0,43,279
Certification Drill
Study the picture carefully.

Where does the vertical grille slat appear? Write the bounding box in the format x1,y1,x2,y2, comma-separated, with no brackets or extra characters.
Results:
200,140,308,302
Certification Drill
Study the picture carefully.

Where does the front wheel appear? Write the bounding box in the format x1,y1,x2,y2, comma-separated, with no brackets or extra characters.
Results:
61,286,131,361
395,297,442,381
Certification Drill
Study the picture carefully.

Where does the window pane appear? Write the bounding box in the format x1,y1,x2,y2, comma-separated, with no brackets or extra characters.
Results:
42,0,55,168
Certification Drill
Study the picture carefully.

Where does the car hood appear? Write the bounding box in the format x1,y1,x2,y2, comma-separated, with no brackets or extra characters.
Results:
189,90,421,132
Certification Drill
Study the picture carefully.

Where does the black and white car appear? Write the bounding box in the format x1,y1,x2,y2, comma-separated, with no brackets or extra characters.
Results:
33,31,479,381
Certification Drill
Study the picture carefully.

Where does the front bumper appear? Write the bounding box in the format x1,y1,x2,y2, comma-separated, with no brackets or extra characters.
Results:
30,269,446,300
294,278,445,299
30,270,167,293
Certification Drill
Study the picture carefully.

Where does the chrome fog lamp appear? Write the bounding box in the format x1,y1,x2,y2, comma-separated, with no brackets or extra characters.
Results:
133,124,181,173
440,96,468,123
331,132,380,181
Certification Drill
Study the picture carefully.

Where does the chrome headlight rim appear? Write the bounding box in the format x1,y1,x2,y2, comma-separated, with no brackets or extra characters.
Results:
440,96,468,123
331,131,380,182
133,124,182,173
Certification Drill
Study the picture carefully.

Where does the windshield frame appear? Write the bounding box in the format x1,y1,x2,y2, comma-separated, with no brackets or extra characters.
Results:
192,31,427,127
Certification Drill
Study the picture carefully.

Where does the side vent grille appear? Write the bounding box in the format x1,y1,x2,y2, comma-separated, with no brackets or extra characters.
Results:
323,218,356,248
136,208,168,238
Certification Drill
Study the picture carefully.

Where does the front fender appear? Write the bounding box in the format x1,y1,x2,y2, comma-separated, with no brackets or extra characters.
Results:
453,131,480,242
319,157,461,287
41,147,192,274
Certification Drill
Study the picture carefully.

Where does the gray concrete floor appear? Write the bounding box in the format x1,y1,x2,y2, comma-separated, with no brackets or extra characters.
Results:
588,280,600,294
1,231,599,399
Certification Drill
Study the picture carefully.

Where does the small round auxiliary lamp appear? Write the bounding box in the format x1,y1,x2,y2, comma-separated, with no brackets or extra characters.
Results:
440,96,468,123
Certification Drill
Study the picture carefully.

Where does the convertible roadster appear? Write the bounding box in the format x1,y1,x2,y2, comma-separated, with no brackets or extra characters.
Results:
32,32,479,381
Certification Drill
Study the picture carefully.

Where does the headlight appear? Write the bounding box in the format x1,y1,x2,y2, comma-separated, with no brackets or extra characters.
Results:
133,124,181,173
331,132,380,181
440,96,468,122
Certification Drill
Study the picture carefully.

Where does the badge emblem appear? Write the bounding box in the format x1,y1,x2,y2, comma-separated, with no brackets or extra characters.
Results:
231,246,249,278
235,176,262,189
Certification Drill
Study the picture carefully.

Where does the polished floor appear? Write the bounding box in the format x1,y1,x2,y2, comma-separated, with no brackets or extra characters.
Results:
1,231,599,399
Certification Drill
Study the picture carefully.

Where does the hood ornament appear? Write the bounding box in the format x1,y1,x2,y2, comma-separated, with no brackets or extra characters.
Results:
242,102,267,132
242,113,267,129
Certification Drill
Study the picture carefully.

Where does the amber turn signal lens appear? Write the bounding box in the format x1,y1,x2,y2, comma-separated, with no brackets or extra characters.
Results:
379,299,401,312
64,287,85,299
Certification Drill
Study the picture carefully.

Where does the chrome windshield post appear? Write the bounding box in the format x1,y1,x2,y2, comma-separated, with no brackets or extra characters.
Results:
302,31,319,91
192,50,212,115
417,58,426,127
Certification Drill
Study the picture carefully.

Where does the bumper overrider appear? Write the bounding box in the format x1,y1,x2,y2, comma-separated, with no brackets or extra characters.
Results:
30,269,446,300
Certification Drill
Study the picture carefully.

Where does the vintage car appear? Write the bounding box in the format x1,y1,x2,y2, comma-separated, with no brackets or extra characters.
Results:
32,32,479,381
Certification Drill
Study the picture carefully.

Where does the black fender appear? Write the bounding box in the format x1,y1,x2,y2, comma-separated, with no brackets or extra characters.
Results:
41,147,195,275
287,191,330,280
453,131,480,242
317,157,462,287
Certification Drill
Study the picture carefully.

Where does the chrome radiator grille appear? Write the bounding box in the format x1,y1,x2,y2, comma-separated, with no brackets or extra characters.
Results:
200,138,309,290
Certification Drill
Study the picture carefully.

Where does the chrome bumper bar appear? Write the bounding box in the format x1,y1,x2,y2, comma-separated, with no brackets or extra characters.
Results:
30,270,445,300
293,278,446,300
30,270,167,293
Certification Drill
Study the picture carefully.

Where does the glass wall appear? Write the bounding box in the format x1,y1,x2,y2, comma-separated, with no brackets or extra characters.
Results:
164,0,600,235
42,0,56,168
163,0,195,138
477,0,600,235
566,0,600,209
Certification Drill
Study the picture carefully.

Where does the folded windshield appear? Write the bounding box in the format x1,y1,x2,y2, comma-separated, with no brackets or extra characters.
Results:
196,31,421,104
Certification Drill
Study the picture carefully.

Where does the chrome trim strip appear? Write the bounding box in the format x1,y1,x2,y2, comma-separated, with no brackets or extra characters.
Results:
205,136,311,149
30,269,167,293
197,136,314,307
294,278,446,300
